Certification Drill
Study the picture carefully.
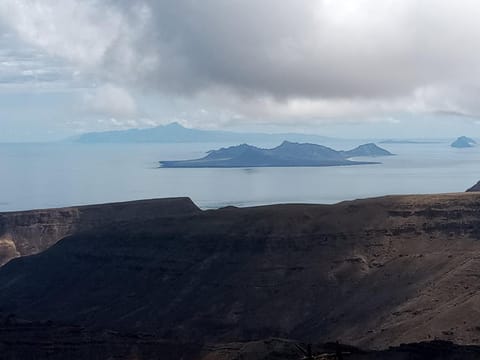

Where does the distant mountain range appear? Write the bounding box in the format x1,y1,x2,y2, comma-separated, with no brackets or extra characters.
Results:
160,141,393,168
72,122,334,144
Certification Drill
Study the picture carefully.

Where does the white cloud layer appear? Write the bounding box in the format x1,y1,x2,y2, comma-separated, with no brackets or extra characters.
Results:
83,84,137,118
2,0,480,121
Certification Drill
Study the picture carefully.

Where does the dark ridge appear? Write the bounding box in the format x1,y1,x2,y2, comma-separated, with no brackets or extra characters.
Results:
3,193,480,350
0,197,200,266
466,181,480,192
2,317,480,359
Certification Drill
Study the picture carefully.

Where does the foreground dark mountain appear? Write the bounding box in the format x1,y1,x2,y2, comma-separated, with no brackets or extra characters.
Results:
3,317,480,360
0,198,199,266
160,141,392,168
73,122,333,144
2,317,480,360
466,181,480,192
3,193,480,355
203,339,480,359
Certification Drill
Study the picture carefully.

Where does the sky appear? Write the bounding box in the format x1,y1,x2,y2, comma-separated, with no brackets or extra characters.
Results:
2,0,480,141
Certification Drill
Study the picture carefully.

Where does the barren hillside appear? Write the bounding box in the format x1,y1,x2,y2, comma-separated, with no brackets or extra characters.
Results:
2,194,480,352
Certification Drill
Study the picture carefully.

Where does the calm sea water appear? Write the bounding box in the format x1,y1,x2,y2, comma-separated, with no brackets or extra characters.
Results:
0,140,479,211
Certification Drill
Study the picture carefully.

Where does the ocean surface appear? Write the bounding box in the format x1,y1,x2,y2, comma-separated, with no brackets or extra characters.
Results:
1,140,479,211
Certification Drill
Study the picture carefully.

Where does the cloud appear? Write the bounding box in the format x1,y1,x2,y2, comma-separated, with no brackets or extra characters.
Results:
2,0,480,120
0,31,76,91
82,84,137,118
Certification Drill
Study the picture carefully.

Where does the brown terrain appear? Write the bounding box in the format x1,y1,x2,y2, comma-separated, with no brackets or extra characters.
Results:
3,193,480,358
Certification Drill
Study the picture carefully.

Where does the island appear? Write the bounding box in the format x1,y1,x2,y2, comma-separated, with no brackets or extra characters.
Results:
451,136,476,148
341,143,395,157
160,141,393,168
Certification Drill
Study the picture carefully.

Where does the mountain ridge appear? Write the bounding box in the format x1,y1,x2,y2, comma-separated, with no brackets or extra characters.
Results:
160,141,392,168
0,197,199,266
72,122,335,144
2,193,480,350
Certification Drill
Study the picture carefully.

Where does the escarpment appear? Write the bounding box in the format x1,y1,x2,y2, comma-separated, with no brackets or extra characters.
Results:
0,197,200,266
2,193,480,349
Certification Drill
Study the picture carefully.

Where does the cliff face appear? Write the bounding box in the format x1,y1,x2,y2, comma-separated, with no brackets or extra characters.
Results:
0,193,480,347
0,208,79,266
3,193,480,350
0,198,200,266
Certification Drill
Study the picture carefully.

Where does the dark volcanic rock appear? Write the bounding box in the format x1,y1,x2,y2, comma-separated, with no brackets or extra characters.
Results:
0,316,202,360
0,198,199,266
466,181,480,192
3,193,480,350
451,136,476,148
202,339,480,360
160,141,379,168
2,319,480,360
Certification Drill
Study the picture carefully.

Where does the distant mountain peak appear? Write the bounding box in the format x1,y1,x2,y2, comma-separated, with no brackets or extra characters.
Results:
276,140,299,148
341,143,394,158
163,122,185,129
357,142,377,148
72,124,334,144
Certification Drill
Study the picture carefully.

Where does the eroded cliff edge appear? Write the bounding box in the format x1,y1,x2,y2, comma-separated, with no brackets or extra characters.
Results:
3,193,480,350
0,197,200,266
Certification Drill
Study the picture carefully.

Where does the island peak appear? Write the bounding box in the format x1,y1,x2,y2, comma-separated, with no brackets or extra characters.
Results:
342,143,395,158
451,136,476,148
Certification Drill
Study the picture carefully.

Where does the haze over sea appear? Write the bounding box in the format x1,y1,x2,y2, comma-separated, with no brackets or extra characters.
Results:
1,139,479,212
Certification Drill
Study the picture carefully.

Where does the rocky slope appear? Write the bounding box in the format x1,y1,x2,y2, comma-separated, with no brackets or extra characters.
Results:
201,339,480,360
466,181,480,192
2,317,480,360
3,193,480,352
0,198,200,266
0,313,480,360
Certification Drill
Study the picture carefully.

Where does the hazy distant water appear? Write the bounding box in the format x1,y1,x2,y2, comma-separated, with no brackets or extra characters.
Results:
1,140,479,211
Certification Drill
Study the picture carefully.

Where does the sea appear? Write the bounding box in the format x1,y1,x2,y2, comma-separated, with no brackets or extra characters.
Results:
1,140,479,212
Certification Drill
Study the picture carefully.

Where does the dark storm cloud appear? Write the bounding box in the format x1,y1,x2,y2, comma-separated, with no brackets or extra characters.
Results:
100,0,480,100
3,0,480,118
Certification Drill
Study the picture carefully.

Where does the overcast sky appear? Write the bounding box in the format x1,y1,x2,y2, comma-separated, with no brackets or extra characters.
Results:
2,0,480,141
